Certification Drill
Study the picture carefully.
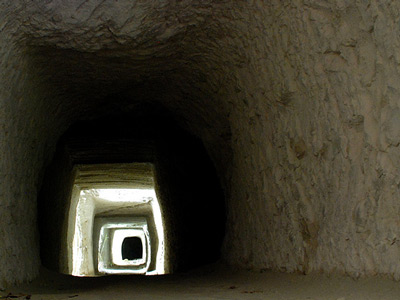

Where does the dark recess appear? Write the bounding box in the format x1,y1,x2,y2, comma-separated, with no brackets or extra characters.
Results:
122,237,143,260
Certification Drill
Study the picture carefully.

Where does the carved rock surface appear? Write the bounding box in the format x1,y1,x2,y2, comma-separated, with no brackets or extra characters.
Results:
1,0,400,284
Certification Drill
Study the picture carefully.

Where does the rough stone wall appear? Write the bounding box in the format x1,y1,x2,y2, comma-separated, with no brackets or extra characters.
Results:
223,0,400,279
0,6,58,284
1,0,400,285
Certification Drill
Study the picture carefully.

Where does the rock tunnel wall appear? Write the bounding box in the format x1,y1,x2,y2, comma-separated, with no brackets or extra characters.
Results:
1,0,400,284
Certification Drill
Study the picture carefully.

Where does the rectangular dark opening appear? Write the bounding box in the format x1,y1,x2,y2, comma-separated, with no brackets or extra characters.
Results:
122,237,143,260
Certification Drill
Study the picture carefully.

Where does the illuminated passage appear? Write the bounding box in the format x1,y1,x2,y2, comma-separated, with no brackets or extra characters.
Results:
68,164,165,276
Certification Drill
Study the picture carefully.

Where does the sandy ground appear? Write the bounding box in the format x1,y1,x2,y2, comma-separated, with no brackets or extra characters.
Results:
2,264,400,300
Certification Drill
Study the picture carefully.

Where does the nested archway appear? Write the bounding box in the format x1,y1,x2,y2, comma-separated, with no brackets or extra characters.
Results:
38,107,226,275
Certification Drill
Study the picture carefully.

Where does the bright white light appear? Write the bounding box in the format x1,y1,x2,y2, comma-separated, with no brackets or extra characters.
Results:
93,188,165,273
71,187,165,276
72,189,96,276
148,191,165,275
112,229,146,266
95,188,155,203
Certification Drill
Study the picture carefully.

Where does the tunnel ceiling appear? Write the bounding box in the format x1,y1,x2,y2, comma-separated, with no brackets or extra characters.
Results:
3,0,400,286
1,1,242,186
19,0,238,171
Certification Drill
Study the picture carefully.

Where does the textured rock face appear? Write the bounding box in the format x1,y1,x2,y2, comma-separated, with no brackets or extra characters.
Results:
1,0,400,284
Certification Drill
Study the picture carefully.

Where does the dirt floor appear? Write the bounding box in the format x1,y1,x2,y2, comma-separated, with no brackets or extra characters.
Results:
3,263,400,300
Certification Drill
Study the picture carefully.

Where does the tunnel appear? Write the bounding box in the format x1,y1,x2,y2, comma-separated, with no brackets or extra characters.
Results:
38,107,226,275
2,0,400,298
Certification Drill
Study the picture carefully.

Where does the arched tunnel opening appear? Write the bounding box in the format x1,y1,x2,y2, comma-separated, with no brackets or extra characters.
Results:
38,105,226,276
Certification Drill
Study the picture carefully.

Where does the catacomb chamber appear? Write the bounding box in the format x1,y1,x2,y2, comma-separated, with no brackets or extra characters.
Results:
3,0,400,287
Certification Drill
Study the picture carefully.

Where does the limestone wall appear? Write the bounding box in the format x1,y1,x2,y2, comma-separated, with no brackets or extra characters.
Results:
223,1,400,279
1,0,400,285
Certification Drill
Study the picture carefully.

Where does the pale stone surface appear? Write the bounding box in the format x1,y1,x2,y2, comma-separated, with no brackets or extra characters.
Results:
1,0,400,285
